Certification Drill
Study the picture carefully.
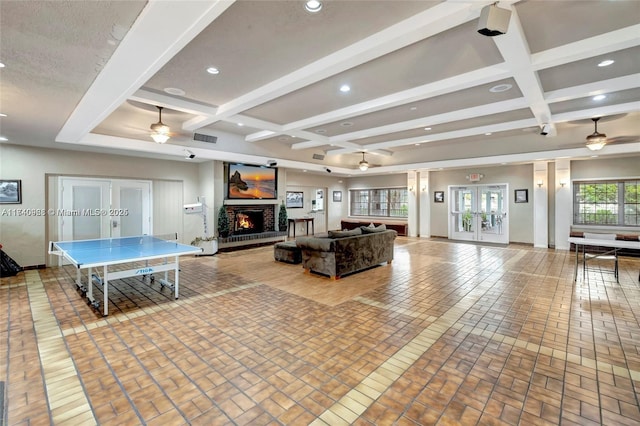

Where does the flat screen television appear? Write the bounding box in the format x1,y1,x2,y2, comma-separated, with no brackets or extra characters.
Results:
226,163,277,200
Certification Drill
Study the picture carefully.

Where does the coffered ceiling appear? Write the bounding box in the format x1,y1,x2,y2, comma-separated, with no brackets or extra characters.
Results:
1,0,639,175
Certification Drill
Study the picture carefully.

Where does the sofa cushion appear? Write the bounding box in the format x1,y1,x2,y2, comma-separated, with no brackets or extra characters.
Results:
328,228,362,238
361,224,387,233
296,237,334,251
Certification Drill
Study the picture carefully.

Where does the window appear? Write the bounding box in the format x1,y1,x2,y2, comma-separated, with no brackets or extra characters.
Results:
349,188,408,218
573,180,640,226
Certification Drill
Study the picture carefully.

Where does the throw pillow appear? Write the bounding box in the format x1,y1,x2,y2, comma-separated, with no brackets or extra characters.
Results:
361,224,387,233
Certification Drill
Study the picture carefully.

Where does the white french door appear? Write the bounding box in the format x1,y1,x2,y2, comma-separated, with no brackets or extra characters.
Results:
449,184,508,244
59,178,152,242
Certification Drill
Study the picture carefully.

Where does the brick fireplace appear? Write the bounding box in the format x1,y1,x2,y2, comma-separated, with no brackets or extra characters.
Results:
224,204,276,236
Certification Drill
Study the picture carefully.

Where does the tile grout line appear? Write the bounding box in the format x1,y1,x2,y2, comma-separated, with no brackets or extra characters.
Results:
357,286,640,385
310,250,532,425
25,271,97,426
59,281,261,337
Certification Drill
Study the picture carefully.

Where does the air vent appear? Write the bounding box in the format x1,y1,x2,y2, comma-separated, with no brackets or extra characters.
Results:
312,153,325,160
193,133,217,143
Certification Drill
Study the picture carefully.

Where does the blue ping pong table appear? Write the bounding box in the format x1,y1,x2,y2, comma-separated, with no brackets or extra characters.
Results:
49,235,203,316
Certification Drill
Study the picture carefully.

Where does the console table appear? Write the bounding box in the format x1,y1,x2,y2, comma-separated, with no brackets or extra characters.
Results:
288,217,314,238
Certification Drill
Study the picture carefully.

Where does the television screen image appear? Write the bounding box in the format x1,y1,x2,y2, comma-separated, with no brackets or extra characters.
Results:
227,163,277,199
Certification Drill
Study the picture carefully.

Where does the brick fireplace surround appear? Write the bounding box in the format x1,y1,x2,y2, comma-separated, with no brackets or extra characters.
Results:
219,204,286,250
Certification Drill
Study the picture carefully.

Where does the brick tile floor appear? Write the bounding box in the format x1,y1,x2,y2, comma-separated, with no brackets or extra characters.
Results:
1,237,640,425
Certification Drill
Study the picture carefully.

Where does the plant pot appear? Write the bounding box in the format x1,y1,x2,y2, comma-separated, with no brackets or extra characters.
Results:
196,239,218,255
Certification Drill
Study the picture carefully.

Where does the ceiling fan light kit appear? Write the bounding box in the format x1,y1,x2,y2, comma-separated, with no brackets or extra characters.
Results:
150,106,170,144
586,117,607,151
358,152,369,171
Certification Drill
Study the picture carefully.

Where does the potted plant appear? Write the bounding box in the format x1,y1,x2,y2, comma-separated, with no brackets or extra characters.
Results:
278,201,288,232
217,205,230,238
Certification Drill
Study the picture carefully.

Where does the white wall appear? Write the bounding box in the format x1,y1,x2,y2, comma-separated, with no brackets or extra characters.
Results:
0,144,201,267
286,171,346,232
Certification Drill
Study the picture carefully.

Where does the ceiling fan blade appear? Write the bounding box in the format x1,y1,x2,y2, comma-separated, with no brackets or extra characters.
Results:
607,136,639,144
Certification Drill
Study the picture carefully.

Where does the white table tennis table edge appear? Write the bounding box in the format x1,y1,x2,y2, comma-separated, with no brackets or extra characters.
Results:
50,240,203,269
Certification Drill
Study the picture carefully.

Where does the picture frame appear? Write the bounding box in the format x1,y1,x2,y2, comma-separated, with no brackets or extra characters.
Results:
286,191,304,208
514,189,528,203
0,179,22,204
333,191,342,202
434,191,444,203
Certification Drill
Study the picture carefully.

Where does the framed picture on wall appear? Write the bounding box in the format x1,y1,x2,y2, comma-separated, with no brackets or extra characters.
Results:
434,191,444,203
333,191,342,202
286,191,304,208
0,179,22,204
514,189,528,203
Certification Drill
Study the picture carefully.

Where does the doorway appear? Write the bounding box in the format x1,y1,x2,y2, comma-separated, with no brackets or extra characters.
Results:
449,184,508,244
59,178,152,242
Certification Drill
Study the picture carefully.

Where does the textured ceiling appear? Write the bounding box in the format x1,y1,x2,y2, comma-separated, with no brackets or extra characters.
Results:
1,0,638,175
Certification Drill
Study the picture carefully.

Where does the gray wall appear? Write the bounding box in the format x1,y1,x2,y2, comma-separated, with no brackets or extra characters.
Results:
429,164,533,244
0,144,202,267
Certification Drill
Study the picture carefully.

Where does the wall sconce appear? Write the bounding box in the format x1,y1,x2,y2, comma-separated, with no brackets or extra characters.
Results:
421,185,427,192
559,179,567,187
536,179,543,187
409,185,415,193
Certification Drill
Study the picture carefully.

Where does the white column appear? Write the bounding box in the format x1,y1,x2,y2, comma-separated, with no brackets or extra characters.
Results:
418,171,430,238
555,159,571,251
407,171,418,237
533,161,548,248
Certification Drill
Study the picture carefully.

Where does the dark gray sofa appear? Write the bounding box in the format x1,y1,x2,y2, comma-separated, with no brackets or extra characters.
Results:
295,226,397,279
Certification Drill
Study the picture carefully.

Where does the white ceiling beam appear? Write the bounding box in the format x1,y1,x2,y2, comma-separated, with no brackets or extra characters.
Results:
545,74,640,104
185,1,489,131
551,101,640,123
56,0,235,143
327,118,539,155
531,24,640,71
252,64,511,144
328,98,530,144
130,89,218,116
492,6,554,136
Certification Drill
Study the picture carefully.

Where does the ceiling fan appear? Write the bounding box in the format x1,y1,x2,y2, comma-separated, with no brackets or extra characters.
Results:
356,151,383,171
585,117,607,151
584,117,639,151
150,106,170,143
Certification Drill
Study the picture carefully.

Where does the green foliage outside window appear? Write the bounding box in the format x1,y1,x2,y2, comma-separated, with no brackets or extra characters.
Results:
574,180,640,226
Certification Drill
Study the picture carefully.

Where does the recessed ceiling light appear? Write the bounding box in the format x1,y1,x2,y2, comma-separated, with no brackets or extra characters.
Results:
592,94,606,101
0,113,6,117
339,84,351,93
414,143,421,146
424,127,432,131
489,83,512,93
206,67,220,75
598,59,614,67
340,122,354,127
278,136,289,141
410,106,418,111
304,0,322,13
164,87,185,96
237,123,244,127
0,63,5,68
0,136,8,141
315,129,327,134
485,132,492,136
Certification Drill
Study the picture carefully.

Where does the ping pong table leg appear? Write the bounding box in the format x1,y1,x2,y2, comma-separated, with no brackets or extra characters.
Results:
103,265,109,316
87,267,93,301
174,256,179,299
